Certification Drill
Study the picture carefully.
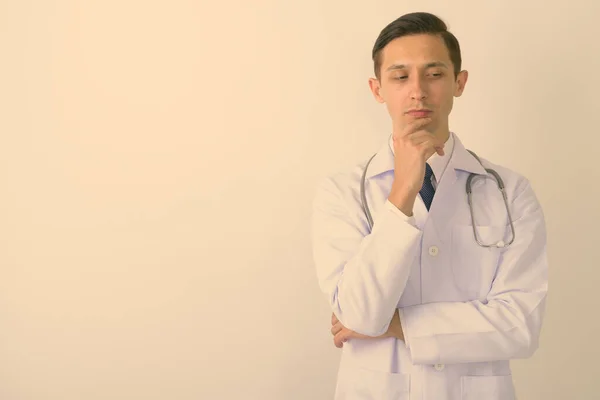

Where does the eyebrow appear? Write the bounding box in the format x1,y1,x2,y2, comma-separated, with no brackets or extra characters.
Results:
386,62,449,71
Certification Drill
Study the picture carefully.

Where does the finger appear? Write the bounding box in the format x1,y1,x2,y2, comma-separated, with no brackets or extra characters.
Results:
404,117,433,136
331,313,338,325
419,141,444,159
334,337,343,348
409,136,445,157
334,329,350,348
394,131,432,151
406,130,438,145
405,129,442,142
394,138,443,162
330,322,343,336
394,118,433,140
416,136,444,149
410,134,444,150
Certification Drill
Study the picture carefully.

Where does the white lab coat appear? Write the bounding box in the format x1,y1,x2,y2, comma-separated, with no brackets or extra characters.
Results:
311,132,548,400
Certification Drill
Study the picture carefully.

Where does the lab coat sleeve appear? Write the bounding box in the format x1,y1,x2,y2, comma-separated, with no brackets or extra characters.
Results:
311,175,423,337
399,180,548,364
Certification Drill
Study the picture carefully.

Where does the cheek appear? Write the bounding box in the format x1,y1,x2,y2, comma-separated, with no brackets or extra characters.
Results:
385,98,407,119
440,96,454,114
428,89,453,112
382,87,407,108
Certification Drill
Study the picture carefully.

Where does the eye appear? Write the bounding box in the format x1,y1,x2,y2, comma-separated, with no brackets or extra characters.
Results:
393,75,408,80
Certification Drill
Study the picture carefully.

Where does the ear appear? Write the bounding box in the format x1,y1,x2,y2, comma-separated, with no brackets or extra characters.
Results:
368,77,385,103
454,70,468,97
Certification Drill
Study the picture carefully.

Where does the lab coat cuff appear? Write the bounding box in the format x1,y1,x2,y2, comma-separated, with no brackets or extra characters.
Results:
400,306,441,364
384,200,417,227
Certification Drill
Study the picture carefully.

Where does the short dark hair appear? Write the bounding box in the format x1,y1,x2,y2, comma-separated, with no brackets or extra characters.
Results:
372,12,462,80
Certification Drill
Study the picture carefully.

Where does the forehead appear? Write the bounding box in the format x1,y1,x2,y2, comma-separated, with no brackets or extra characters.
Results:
380,34,451,68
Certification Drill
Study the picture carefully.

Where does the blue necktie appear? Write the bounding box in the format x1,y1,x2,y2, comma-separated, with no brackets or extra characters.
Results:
420,163,435,211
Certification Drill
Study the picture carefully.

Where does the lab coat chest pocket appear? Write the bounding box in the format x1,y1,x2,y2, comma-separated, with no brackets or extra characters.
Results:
451,225,505,297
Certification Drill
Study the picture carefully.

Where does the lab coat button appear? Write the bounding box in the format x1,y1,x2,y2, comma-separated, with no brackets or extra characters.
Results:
434,363,445,371
428,246,439,256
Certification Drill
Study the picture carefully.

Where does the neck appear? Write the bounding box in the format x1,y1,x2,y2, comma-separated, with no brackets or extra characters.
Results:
436,129,450,143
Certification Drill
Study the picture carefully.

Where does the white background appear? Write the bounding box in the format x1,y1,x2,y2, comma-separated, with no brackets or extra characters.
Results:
1,1,599,398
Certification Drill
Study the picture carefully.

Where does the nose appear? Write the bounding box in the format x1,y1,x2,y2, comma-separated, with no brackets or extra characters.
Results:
409,76,427,100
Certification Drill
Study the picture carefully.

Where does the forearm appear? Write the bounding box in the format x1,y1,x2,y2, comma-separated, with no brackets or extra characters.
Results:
312,175,423,337
399,291,547,364
331,204,421,336
398,181,548,364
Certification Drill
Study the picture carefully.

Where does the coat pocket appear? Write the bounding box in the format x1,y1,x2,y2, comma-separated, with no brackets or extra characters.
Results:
343,367,410,400
461,375,516,400
451,225,506,298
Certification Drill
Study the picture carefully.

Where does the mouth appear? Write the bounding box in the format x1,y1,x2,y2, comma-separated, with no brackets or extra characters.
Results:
406,109,433,118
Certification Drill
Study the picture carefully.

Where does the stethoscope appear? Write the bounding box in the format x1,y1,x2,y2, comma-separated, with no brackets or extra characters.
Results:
360,148,516,248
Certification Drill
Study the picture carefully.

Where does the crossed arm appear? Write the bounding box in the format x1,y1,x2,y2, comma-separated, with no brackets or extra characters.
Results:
313,176,548,364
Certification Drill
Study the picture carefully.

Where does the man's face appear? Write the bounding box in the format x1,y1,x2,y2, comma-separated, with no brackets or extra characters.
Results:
369,34,468,138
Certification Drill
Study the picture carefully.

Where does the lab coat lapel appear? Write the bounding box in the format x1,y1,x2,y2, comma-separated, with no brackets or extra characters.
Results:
425,154,459,241
427,135,486,240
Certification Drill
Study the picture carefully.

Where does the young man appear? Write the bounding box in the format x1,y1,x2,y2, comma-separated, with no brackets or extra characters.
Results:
311,12,548,400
